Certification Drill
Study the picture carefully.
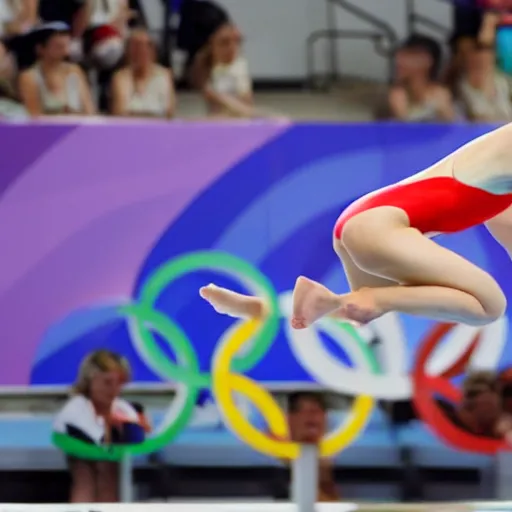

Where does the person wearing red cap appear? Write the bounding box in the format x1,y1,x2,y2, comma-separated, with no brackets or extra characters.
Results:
87,22,123,70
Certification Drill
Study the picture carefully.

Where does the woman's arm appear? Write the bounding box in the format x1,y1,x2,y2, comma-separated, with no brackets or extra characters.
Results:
387,86,409,120
18,70,42,117
203,86,255,118
20,0,39,28
318,458,340,500
110,71,128,116
435,87,456,122
166,69,176,119
71,0,93,40
96,461,119,502
68,458,97,503
479,10,500,46
74,65,96,115
112,0,136,33
236,58,254,106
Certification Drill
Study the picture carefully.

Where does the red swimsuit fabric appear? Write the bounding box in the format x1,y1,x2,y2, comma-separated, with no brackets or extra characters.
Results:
334,176,512,239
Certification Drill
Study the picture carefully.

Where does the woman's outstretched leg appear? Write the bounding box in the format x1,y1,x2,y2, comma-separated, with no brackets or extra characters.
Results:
292,206,507,328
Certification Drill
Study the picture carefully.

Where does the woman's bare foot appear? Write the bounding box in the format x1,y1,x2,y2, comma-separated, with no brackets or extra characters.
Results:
199,283,268,319
338,288,383,325
291,276,343,329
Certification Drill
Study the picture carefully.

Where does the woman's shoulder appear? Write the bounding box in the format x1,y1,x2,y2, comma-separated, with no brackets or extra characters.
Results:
58,394,90,414
54,394,92,430
430,83,452,100
64,62,85,77
230,56,249,73
153,64,170,74
387,85,407,100
112,397,140,421
151,64,173,82
19,66,38,81
114,66,130,78
112,67,132,86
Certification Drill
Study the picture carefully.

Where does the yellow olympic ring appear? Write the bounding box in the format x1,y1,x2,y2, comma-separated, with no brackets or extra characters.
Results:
212,318,375,459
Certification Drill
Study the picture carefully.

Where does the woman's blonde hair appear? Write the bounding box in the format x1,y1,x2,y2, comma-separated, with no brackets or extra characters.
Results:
73,349,131,396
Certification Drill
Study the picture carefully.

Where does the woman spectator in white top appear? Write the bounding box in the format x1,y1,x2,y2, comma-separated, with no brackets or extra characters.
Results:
0,0,39,81
191,22,255,118
18,23,95,116
54,350,149,503
458,42,512,121
110,28,175,118
388,34,455,122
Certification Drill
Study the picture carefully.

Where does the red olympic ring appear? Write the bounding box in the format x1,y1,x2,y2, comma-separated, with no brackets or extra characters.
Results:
412,323,508,454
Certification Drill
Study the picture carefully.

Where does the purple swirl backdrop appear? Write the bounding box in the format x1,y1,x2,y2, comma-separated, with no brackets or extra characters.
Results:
1,121,511,389
0,122,288,386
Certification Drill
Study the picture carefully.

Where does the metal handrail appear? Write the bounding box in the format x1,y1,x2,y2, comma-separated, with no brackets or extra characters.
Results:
307,30,394,87
331,0,399,46
405,0,451,37
307,0,399,88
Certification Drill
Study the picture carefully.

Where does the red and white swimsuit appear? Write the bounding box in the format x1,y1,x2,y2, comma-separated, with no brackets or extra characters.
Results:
334,175,512,239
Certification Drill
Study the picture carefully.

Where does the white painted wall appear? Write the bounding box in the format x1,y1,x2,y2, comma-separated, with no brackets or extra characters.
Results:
140,0,454,82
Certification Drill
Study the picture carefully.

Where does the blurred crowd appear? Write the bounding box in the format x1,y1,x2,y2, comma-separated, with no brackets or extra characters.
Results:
55,348,512,503
385,31,512,122
444,368,512,439
53,349,341,503
385,1,512,122
0,0,260,120
2,0,512,122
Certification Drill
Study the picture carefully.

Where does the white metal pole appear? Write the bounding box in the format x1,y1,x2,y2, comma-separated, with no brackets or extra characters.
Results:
119,453,133,503
291,444,318,512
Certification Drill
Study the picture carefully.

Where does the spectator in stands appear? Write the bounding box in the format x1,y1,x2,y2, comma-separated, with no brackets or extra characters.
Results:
486,367,512,443
110,28,175,118
0,0,39,76
0,38,14,81
288,393,340,502
18,24,95,116
443,34,477,96
191,22,254,118
0,77,28,118
387,35,455,122
54,350,149,503
458,43,512,121
88,0,134,38
456,370,502,437
497,367,512,413
85,0,136,70
38,0,91,62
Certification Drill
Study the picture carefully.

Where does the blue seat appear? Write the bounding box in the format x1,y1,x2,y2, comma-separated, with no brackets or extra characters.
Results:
396,420,493,469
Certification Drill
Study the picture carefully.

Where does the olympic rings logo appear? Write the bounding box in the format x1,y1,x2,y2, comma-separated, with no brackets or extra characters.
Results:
52,250,509,461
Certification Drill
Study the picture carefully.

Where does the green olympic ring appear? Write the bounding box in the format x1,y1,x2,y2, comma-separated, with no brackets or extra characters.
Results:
131,251,281,385
52,250,379,461
53,251,279,460
53,304,201,460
